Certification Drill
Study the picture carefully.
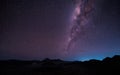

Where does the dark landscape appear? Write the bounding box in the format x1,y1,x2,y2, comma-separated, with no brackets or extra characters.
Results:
0,55,120,75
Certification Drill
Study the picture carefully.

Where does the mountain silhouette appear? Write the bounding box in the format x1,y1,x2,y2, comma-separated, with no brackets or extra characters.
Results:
0,55,120,75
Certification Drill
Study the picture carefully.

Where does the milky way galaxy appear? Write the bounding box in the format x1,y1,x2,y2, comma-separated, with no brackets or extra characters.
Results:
65,0,95,53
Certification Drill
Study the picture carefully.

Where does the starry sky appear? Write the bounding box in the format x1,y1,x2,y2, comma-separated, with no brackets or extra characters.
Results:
0,0,120,61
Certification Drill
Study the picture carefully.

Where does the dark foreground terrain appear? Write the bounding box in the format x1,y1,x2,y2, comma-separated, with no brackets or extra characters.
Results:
0,55,120,75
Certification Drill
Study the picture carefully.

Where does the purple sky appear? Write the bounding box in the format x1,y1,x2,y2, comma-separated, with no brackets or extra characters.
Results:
0,0,120,61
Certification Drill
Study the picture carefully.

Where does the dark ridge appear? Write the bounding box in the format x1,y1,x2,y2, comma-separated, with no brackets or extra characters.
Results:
0,55,120,75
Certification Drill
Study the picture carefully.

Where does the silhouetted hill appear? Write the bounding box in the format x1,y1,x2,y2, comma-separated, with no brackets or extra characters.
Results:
0,55,120,75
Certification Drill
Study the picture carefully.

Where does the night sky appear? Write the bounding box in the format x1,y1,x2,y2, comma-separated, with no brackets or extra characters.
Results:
0,0,120,61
